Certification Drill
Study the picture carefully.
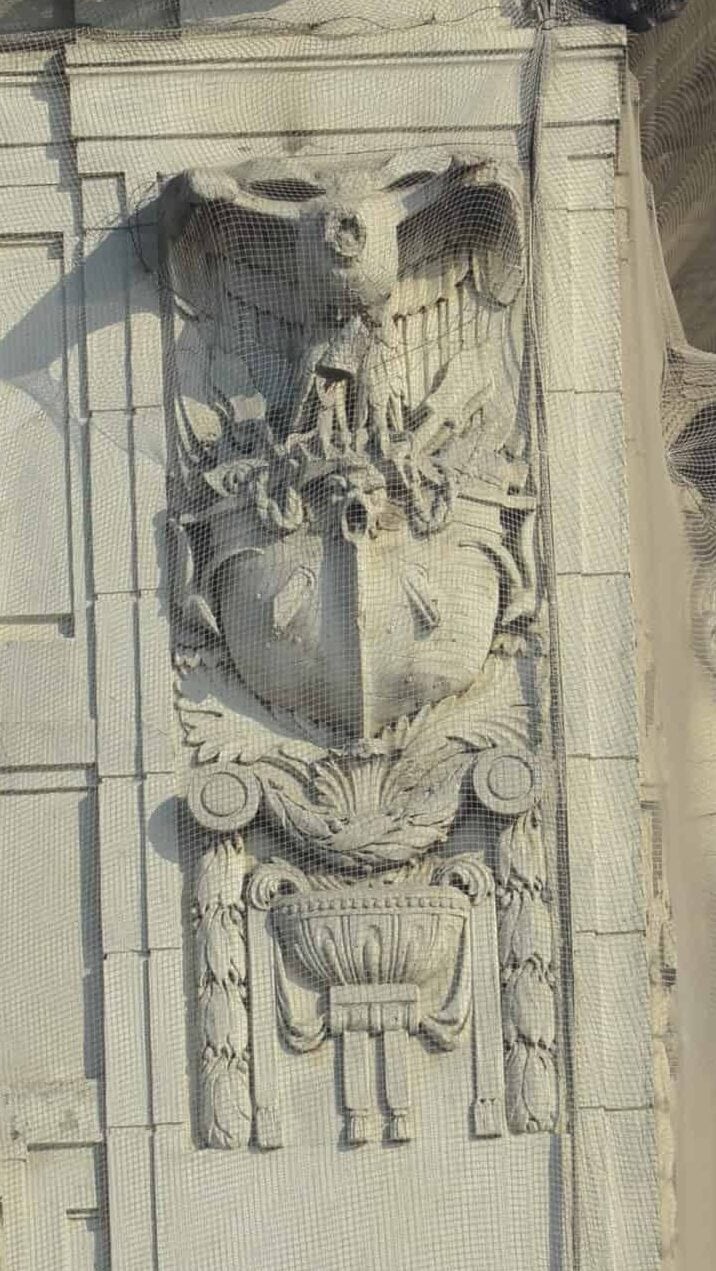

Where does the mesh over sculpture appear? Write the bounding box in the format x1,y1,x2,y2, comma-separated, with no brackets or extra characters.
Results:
0,0,713,1265
156,152,560,1150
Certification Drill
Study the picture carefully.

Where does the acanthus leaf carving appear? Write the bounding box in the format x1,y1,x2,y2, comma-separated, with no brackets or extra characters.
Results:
396,652,536,760
179,652,536,871
176,665,325,768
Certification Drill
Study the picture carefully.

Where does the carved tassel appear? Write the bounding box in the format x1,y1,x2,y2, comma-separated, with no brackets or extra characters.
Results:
382,1030,413,1143
496,806,558,1133
341,1031,376,1147
468,899,505,1139
247,900,284,1151
193,834,252,1149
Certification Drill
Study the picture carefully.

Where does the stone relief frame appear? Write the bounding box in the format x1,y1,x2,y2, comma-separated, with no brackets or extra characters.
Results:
155,148,564,1153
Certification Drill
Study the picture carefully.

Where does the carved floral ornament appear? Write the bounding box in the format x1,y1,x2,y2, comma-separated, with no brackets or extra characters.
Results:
157,151,558,1150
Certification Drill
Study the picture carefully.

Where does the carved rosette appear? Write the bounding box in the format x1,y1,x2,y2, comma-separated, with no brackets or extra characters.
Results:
160,150,563,1150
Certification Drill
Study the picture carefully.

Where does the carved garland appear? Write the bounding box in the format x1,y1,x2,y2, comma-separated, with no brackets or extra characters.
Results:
193,832,252,1149
497,808,557,1133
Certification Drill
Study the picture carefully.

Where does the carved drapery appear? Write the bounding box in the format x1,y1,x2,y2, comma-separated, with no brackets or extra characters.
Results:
160,152,560,1148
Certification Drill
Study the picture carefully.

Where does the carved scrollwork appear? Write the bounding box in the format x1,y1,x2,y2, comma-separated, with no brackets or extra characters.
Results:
188,761,261,833
245,859,310,912
431,852,494,905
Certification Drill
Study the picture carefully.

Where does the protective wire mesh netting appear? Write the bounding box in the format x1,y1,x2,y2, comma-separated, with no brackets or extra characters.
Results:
0,2,714,1270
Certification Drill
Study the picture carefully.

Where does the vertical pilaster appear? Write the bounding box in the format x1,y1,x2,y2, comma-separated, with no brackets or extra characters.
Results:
539,92,660,1268
82,157,179,1271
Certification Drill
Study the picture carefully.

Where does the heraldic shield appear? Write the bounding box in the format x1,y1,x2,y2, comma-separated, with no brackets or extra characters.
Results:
216,490,506,741
158,152,558,1150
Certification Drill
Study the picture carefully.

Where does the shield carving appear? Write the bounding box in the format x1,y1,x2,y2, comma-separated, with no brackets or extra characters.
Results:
214,495,503,741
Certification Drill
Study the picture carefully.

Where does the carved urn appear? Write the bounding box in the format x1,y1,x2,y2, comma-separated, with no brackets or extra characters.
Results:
271,884,473,1143
271,885,469,998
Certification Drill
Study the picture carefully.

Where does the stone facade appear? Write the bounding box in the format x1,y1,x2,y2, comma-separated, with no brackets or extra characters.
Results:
0,6,702,1269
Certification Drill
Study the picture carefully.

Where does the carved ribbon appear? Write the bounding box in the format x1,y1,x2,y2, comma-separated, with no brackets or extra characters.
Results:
433,854,505,1138
245,861,310,1149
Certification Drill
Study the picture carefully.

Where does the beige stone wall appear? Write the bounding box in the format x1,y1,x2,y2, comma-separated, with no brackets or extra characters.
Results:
0,14,680,1270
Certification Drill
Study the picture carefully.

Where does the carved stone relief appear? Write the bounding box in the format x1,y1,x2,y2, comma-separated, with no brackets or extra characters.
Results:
157,152,559,1150
523,0,688,30
664,346,716,675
